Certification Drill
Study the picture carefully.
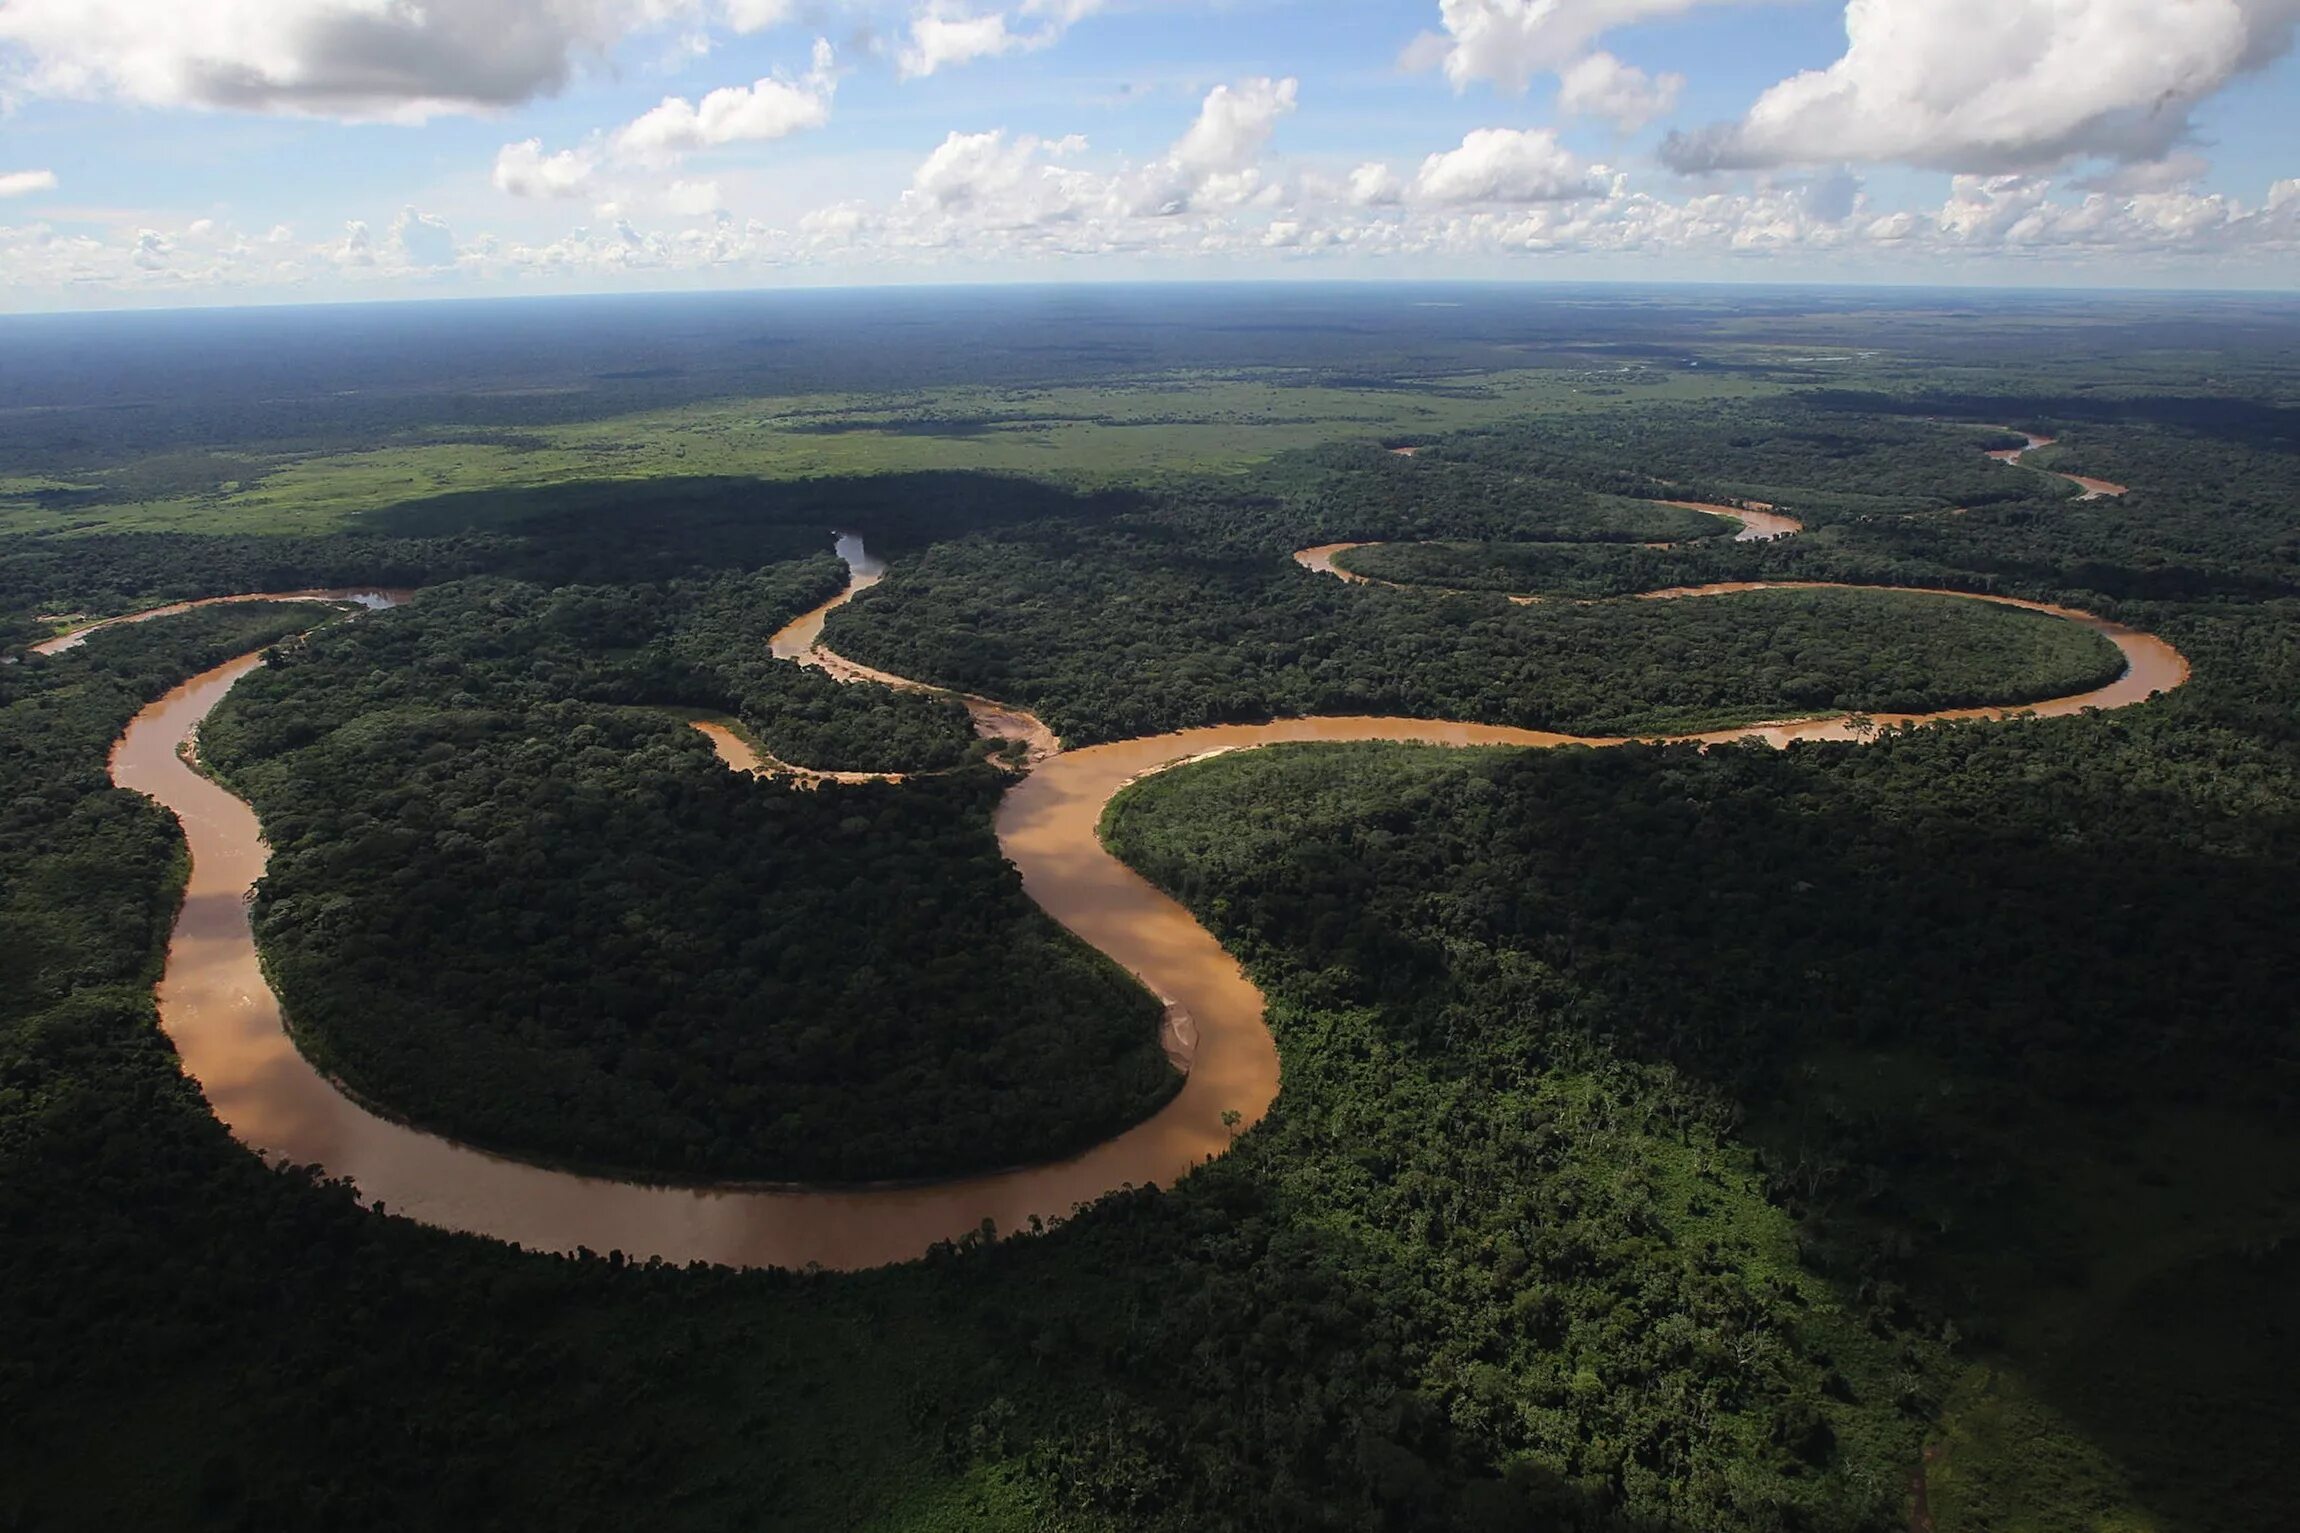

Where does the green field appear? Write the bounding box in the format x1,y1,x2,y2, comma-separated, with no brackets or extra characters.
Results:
0,368,1778,537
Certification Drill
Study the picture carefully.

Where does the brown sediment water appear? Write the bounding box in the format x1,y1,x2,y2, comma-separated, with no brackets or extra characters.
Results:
1979,428,2128,500
34,589,411,656
688,718,912,788
770,534,1060,765
112,652,1276,1270
768,532,885,661
1296,542,1379,583
108,518,2189,1271
1985,432,2058,465
1660,500,1805,542
2059,474,2130,500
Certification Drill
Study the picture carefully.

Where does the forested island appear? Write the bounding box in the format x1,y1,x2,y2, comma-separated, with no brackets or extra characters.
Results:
197,578,1173,1183
823,538,2125,741
3,287,2296,1533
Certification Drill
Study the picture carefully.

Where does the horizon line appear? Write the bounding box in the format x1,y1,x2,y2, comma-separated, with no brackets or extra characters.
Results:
5,272,2300,323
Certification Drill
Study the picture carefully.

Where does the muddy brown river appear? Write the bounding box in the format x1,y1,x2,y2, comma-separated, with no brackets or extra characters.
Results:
102,506,2187,1271
35,589,408,655
1982,429,2129,500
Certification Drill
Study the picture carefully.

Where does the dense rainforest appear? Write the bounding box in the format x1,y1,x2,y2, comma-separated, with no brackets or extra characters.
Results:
3,313,2297,1533
1099,684,2300,1533
826,533,2123,742
1339,538,1738,596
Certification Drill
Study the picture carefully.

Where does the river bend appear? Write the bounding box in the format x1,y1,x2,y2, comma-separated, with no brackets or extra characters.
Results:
100,486,2185,1270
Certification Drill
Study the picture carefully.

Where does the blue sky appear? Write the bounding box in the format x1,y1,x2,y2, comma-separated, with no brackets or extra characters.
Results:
1,0,2295,308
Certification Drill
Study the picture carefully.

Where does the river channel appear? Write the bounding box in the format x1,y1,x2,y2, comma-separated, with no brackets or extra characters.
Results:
101,506,2185,1269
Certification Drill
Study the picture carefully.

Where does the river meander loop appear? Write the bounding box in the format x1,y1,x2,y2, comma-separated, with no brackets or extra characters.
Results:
99,494,2186,1271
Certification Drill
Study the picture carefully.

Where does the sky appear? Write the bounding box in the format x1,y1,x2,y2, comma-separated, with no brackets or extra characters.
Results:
0,0,2296,309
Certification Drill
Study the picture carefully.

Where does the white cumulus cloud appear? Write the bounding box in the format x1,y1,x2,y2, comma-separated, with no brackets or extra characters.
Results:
901,8,1023,76
494,139,599,198
1170,76,1298,176
1663,0,2300,173
1406,0,1757,94
1409,127,1595,204
899,0,1105,78
616,36,836,157
7,164,2299,303
720,0,796,30
910,129,1090,209
1349,162,1405,207
1556,51,1682,130
0,0,712,120
0,169,59,197
1120,75,1300,216
889,78,1296,237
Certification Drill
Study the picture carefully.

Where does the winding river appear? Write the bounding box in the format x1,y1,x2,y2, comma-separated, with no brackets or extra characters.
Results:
35,588,408,655
1985,430,2130,501
97,470,2186,1272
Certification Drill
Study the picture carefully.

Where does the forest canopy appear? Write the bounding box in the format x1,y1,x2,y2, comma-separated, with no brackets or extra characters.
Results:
826,529,2126,743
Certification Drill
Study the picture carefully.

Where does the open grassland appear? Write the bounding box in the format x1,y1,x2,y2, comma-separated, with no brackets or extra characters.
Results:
0,367,1777,538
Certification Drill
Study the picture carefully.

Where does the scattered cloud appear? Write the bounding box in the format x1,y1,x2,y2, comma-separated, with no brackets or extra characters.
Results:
1555,51,1681,131
898,0,1105,78
800,202,869,244
1406,127,1594,205
333,220,375,267
616,37,836,157
1169,76,1297,177
1663,0,2300,173
6,166,2297,303
8,4,2299,302
908,129,1092,212
494,35,830,211
901,7,1025,76
721,0,797,31
1405,0,1754,95
1349,161,1406,207
1121,75,1299,216
744,72,2300,276
871,76,1295,240
390,206,458,268
495,139,599,199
